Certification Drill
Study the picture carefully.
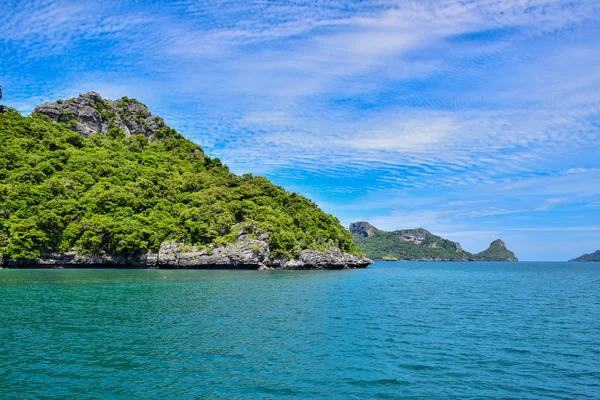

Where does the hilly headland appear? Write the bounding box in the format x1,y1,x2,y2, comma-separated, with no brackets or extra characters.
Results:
0,93,371,269
350,221,517,261
569,250,600,262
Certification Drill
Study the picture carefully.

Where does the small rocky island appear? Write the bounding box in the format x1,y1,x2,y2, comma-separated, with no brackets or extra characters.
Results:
0,93,371,270
569,250,600,262
350,221,518,261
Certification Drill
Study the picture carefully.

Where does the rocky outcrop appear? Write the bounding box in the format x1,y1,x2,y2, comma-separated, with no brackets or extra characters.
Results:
2,234,372,270
156,234,270,269
33,92,165,137
270,248,372,270
0,105,13,114
393,228,463,252
349,221,377,237
394,228,430,245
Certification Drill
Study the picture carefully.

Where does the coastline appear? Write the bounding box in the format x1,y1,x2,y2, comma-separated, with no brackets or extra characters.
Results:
372,258,519,262
1,237,372,270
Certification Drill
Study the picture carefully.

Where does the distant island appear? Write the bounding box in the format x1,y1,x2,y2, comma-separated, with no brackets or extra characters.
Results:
569,250,600,262
0,93,371,270
350,221,517,261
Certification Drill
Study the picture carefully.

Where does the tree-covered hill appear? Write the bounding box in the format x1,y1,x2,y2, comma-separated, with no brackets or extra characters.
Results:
0,94,368,269
474,239,518,261
350,222,517,261
569,250,600,262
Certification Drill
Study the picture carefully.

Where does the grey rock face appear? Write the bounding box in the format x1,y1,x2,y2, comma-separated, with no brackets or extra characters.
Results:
3,234,371,270
394,228,463,252
0,105,11,114
349,221,377,237
4,251,153,268
279,248,372,270
157,234,270,269
33,92,166,137
491,239,506,248
394,228,430,244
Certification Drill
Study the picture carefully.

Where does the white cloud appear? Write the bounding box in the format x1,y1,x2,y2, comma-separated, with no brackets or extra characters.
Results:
512,226,600,232
2,0,599,261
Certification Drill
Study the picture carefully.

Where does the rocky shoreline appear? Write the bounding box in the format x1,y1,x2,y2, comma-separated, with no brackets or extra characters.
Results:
1,234,372,270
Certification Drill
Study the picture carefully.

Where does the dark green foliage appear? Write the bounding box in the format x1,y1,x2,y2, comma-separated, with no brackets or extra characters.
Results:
107,127,125,140
474,240,517,261
353,230,468,261
352,225,517,261
569,250,600,262
0,112,360,261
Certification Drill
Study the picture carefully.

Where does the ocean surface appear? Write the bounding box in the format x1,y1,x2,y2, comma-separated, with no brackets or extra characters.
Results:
1,262,599,399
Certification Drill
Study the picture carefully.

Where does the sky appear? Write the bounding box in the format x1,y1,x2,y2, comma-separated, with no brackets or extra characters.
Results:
1,0,599,261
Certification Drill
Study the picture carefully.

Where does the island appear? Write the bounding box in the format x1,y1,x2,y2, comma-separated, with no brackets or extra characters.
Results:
350,221,517,261
569,250,600,262
0,93,372,270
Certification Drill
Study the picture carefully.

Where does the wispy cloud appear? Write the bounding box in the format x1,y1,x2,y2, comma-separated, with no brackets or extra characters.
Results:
513,226,600,232
1,0,599,260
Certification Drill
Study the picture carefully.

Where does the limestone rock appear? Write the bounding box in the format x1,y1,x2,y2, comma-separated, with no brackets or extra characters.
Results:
157,234,270,269
281,248,372,270
2,233,372,270
349,221,377,237
0,105,12,114
33,92,166,137
394,228,430,245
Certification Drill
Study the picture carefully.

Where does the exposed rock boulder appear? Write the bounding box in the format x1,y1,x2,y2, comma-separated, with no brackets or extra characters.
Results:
277,248,372,270
394,228,430,245
157,234,270,269
3,234,371,270
4,251,155,268
33,92,166,137
349,221,377,237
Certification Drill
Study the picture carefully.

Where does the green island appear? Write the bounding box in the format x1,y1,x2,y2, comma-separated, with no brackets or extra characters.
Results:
350,221,517,261
0,93,371,269
569,250,600,262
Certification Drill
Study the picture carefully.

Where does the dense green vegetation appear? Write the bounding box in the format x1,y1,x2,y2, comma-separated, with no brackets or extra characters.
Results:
351,223,517,261
569,250,600,262
474,240,517,261
0,109,359,261
353,230,468,261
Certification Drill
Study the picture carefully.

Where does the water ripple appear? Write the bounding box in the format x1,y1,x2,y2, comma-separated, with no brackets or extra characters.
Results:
1,262,599,399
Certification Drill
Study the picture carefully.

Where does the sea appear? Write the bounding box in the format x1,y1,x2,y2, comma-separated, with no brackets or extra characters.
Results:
1,261,599,399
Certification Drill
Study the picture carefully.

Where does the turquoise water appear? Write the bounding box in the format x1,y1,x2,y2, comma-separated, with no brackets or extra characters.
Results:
1,262,599,399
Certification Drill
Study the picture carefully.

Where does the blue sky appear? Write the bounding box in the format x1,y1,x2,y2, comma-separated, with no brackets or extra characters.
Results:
1,0,599,260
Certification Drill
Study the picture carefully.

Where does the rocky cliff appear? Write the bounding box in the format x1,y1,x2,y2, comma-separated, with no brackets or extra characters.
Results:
34,92,165,137
0,93,371,270
349,221,378,237
350,222,517,261
5,233,371,270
